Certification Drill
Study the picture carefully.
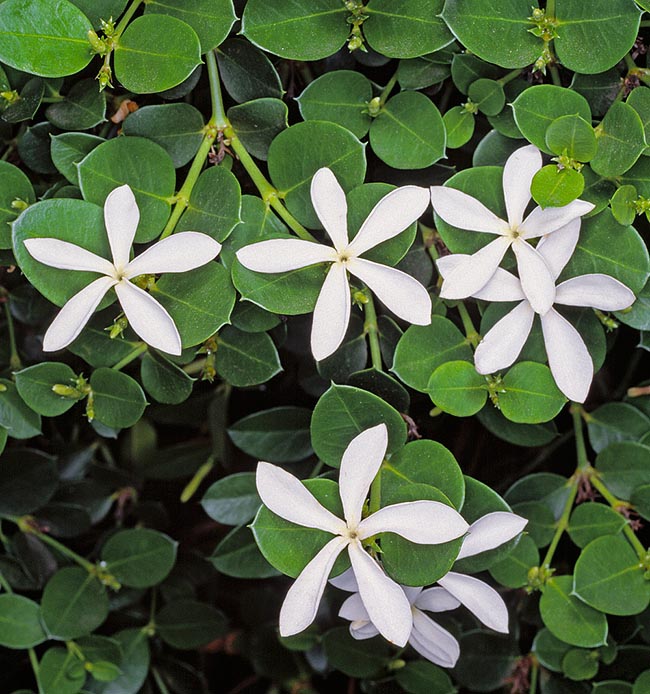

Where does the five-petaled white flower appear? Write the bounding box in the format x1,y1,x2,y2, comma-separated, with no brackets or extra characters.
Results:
254,423,469,646
236,168,432,361
438,221,635,402
22,185,221,355
430,145,595,315
333,511,527,667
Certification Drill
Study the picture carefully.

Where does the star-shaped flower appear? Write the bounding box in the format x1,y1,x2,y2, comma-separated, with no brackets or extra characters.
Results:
333,511,527,667
22,185,221,355
236,168,432,361
254,423,469,646
437,221,635,402
430,145,594,315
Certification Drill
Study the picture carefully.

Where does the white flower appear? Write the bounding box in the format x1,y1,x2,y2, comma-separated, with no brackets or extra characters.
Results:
430,145,595,315
333,511,527,667
236,168,432,361
22,185,221,355
254,423,469,646
438,222,635,402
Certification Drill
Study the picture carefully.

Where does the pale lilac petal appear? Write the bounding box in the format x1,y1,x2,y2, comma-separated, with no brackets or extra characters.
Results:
42,276,117,352
357,501,468,544
512,238,556,314
438,572,509,633
555,275,635,311
236,239,336,273
350,621,381,640
311,262,351,362
535,218,581,280
124,233,221,278
339,593,370,622
255,462,346,535
105,184,139,270
410,609,460,668
438,253,524,302
430,186,509,234
520,199,594,239
439,236,511,300
348,540,412,647
348,258,431,325
414,587,461,613
329,567,358,592
310,168,349,252
456,512,528,560
403,586,423,604
348,186,430,257
474,302,535,375
279,536,349,637
114,281,182,355
541,308,593,403
339,424,388,527
503,145,542,227
23,238,114,276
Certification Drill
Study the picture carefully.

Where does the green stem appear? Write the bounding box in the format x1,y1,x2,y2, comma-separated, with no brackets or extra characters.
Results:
497,68,524,86
546,0,556,17
152,667,171,694
625,53,637,71
309,459,325,478
3,298,22,371
29,648,43,694
541,479,579,570
206,51,227,129
379,72,398,105
180,456,214,502
362,290,383,371
114,0,143,39
570,404,589,471
457,302,480,348
549,65,562,86
529,658,539,694
0,571,13,593
111,342,147,371
1,145,14,161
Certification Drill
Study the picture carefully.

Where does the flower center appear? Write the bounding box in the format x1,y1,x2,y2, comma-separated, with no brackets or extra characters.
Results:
508,225,521,240
337,251,352,265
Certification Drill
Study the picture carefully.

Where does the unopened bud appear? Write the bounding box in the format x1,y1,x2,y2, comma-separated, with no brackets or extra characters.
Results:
52,384,81,398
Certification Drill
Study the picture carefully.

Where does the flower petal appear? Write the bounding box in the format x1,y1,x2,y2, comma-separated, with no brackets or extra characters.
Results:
329,567,358,592
339,424,388,528
520,199,594,239
437,254,525,302
456,512,528,560
555,274,635,311
23,238,114,275
347,186,430,257
104,184,139,270
310,167,349,252
114,280,182,355
439,236,511,300
535,218,581,280
348,258,431,325
503,145,542,227
512,238,556,314
430,186,509,234
339,593,370,622
236,239,336,273
357,500,468,544
350,621,381,640
255,462,346,535
42,276,117,352
474,301,535,375
311,262,351,362
438,572,509,633
414,587,461,613
410,609,460,668
541,308,593,403
348,540,413,647
124,232,221,278
279,536,349,637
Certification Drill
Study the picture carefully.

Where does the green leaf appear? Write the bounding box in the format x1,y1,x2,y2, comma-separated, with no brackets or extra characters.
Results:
227,407,313,463
241,0,348,61
39,648,85,694
322,628,390,678
611,185,639,226
310,384,407,468
0,0,93,78
92,628,149,694
441,0,542,68
50,132,104,185
468,78,506,116
574,535,650,615
228,98,288,161
90,367,147,429
545,114,597,162
511,501,555,547
427,360,487,417
443,106,476,149
479,405,558,446
140,351,194,405
201,473,261,525
70,0,127,27
78,137,176,242
532,628,571,672
568,503,627,548
512,85,592,153
230,301,281,333
114,15,202,94
596,442,650,499
214,326,282,387
591,102,647,177
499,362,567,424
156,600,227,649
531,165,584,208
631,484,650,521
41,566,109,640
210,525,279,578
451,53,500,94
0,448,57,515
45,79,106,131
539,575,608,647
489,533,540,588
627,87,650,155
452,632,519,692
144,0,236,53
397,50,453,90
0,161,35,249
267,121,366,228
586,402,650,453
15,362,82,416
297,70,373,139
505,472,573,519
395,660,455,694
0,380,42,439
364,0,453,58
101,528,177,588
571,69,622,118
369,91,445,169
0,595,47,648
562,648,599,681
348,368,410,413
554,0,642,74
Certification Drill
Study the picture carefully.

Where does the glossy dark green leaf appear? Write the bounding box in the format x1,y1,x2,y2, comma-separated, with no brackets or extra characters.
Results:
545,114,597,162
511,500,555,547
39,648,85,694
89,367,147,429
627,87,650,155
443,106,475,149
201,473,261,525
0,595,47,648
45,79,106,131
505,472,572,519
531,165,584,208
451,53,500,94
499,362,567,424
70,0,127,27
562,647,599,681
215,325,281,387
568,502,627,548
479,405,558,446
532,628,572,673
93,628,149,694
468,78,506,116
586,403,650,453
140,351,194,405
50,132,104,185
15,362,82,416
396,660,455,694
489,533,539,588
1,77,44,124
228,98,288,161
596,442,650,499
452,632,519,691
397,50,453,89
0,161,35,248
0,448,57,515
156,600,227,649
591,102,647,177
210,525,279,578
427,360,487,417
611,185,639,226
0,380,42,439
322,627,390,677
